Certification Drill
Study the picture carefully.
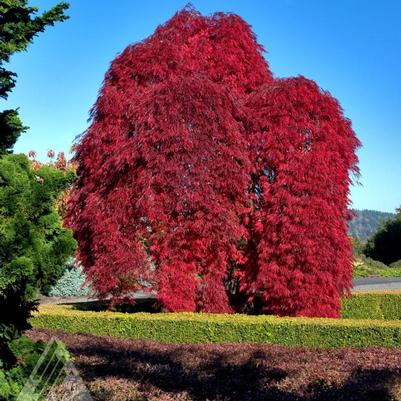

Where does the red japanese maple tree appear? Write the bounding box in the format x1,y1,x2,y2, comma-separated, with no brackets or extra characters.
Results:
242,77,360,317
67,7,360,317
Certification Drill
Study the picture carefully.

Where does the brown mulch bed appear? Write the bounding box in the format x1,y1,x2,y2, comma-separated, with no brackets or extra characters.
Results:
28,329,401,401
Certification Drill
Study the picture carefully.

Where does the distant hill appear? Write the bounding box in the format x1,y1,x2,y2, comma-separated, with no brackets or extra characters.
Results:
348,209,395,240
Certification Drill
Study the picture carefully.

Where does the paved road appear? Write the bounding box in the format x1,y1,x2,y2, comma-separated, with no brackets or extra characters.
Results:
39,279,401,304
352,277,401,292
39,291,157,305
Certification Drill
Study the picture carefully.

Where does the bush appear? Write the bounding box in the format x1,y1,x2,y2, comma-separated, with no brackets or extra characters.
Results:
31,303,401,348
0,155,76,366
0,335,69,401
27,329,401,401
48,258,92,297
341,291,401,320
390,260,401,269
0,337,42,400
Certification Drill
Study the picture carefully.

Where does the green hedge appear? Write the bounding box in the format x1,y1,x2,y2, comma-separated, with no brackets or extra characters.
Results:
32,304,401,348
341,291,401,320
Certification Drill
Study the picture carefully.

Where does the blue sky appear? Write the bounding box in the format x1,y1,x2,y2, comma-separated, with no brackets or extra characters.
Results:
4,0,401,212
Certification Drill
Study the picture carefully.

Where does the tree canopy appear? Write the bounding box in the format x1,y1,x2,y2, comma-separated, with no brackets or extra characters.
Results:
68,7,360,318
0,0,69,152
365,208,401,265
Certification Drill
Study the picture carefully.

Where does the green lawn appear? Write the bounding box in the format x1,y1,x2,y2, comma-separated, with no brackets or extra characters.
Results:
353,256,401,278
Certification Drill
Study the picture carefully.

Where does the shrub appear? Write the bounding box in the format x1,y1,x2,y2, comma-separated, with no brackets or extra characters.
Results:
0,336,70,401
390,260,401,269
0,154,76,361
48,258,92,297
32,303,401,348
27,329,401,401
341,291,401,320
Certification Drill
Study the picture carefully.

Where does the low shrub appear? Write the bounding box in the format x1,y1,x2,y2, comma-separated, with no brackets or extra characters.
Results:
48,258,91,297
0,335,70,400
390,260,401,269
31,304,401,348
28,329,401,401
341,291,401,320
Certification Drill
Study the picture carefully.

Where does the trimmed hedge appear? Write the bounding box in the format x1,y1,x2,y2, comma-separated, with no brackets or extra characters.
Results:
32,304,401,348
341,291,401,320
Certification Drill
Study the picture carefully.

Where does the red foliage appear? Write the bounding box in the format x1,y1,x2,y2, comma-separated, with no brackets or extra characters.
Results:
30,329,401,401
67,7,360,316
243,77,360,317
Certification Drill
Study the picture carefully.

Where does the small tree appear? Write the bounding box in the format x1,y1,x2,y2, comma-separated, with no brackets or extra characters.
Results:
350,236,365,257
365,208,401,265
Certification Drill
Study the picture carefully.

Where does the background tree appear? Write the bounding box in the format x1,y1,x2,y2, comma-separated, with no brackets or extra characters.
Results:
364,208,401,265
0,2,74,399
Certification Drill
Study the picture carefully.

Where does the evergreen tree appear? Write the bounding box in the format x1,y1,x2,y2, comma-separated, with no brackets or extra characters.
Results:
0,0,69,152
0,2,74,398
365,208,401,265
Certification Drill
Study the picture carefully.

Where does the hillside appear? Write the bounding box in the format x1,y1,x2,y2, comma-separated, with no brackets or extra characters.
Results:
349,209,395,240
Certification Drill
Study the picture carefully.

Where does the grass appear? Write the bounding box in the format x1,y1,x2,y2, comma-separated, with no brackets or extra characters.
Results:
353,256,401,278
